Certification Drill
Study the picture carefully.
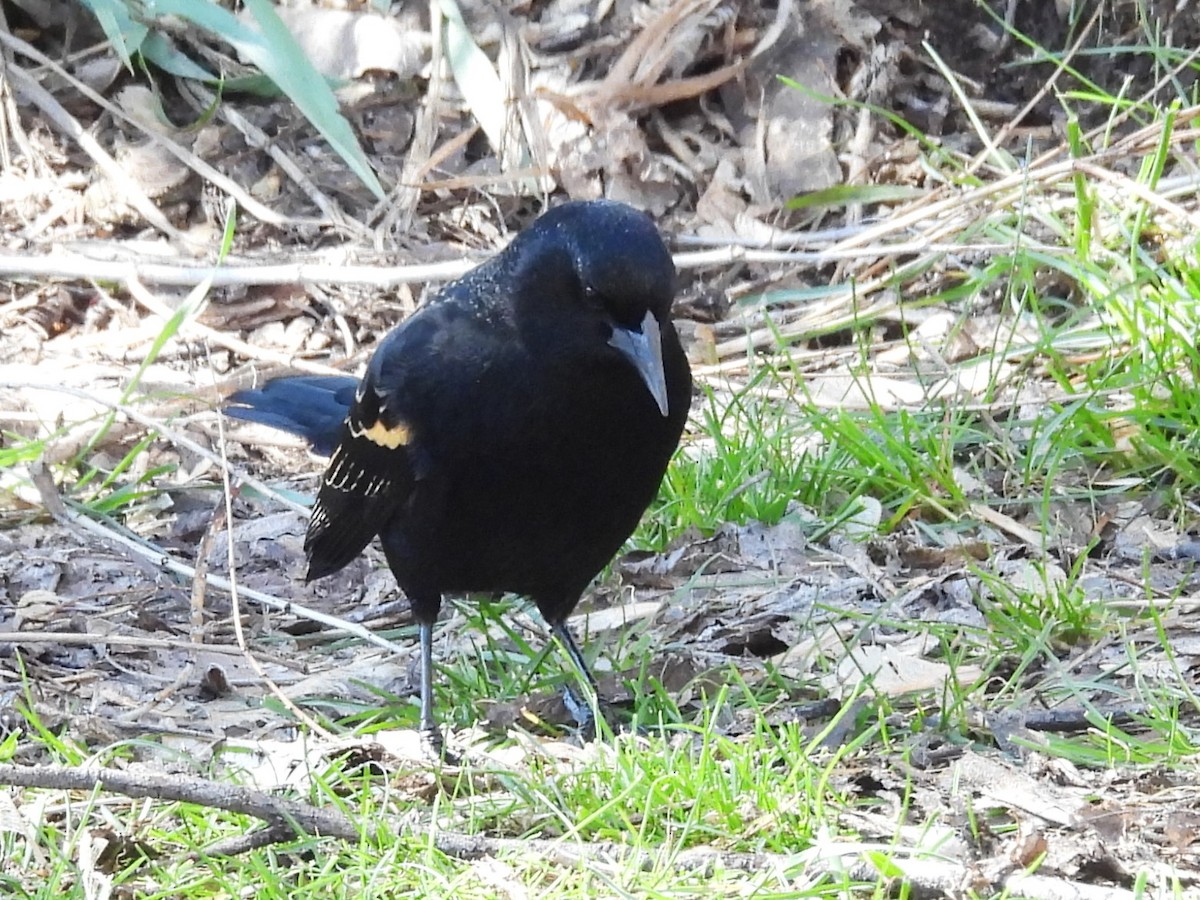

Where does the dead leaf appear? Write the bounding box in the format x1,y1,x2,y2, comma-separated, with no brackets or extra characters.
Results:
821,640,983,699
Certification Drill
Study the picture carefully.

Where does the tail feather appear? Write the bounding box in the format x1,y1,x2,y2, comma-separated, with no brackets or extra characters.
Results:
226,375,357,456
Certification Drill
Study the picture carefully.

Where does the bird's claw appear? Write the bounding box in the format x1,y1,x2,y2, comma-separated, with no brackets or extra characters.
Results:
420,725,463,766
561,684,614,742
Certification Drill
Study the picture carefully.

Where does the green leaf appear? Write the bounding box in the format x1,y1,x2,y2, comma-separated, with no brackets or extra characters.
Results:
439,0,508,153
139,31,216,81
786,183,926,211
221,74,287,98
864,850,904,879
78,0,148,71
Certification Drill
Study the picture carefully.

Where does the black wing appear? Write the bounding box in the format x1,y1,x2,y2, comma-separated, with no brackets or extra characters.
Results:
302,299,495,581
303,362,417,581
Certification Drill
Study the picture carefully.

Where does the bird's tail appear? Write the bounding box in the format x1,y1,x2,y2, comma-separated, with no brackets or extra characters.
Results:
225,375,356,457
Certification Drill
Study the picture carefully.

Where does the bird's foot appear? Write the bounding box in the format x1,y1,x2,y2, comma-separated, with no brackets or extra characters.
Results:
561,684,612,742
419,723,461,766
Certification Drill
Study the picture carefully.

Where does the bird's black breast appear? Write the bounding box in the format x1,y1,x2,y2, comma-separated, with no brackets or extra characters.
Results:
378,306,689,609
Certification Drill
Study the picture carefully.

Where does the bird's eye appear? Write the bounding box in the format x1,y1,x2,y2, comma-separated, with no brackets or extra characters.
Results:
582,282,604,309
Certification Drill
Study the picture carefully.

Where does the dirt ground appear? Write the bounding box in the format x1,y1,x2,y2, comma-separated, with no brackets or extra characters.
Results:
1,0,1199,894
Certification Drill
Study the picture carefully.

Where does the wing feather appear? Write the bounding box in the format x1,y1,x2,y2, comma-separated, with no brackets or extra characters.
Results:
303,344,419,580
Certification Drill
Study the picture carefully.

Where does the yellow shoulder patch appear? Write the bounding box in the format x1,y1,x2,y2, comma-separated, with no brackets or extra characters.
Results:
350,417,412,449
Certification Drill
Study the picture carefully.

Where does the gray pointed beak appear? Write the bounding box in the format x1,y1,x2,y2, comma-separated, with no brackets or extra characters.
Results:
608,309,670,417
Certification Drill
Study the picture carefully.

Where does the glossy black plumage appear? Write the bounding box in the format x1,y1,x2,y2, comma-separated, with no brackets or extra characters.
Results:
227,200,691,743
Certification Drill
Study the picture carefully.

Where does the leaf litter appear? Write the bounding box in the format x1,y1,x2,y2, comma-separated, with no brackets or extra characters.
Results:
1,0,1199,893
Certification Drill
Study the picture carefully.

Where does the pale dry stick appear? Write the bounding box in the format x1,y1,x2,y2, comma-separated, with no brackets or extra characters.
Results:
0,762,363,842
710,274,893,361
825,156,1080,255
415,122,479,186
508,22,554,200
712,295,903,361
915,169,1198,261
0,243,929,291
777,152,1160,311
3,63,183,241
706,219,1001,361
652,110,711,184
117,661,200,731
990,110,1200,241
190,480,229,635
674,241,938,269
674,220,877,249
890,181,1064,258
1156,170,1200,204
1105,118,1200,167
825,127,1178,263
494,17,544,192
26,463,411,658
701,356,1137,420
969,502,1048,552
0,251,473,288
932,137,1200,250
0,29,303,232
0,631,252,655
58,320,198,355
710,231,1053,363
1105,596,1200,613
307,282,359,361
179,80,366,239
706,209,1023,362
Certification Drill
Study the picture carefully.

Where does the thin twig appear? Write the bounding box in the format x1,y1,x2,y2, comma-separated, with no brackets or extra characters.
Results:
0,631,249,654
0,762,362,841
0,252,474,288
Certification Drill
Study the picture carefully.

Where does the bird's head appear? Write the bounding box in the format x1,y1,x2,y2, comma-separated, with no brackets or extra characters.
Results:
507,200,678,415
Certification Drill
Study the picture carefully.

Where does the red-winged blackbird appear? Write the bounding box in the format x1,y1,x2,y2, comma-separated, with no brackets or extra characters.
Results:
227,200,692,745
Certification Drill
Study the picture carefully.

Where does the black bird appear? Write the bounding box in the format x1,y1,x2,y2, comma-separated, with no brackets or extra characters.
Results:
227,200,691,745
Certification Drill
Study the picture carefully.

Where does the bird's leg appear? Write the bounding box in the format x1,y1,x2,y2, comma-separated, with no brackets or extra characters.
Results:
416,620,446,755
550,620,605,739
